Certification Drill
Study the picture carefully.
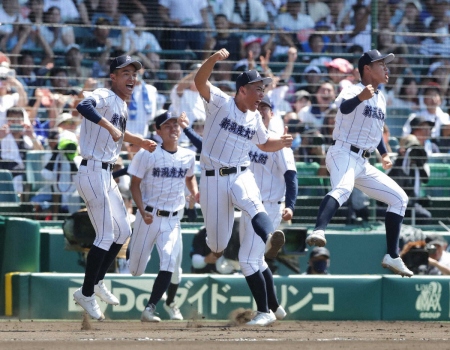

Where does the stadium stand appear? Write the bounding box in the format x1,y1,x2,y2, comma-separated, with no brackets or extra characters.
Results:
0,0,449,230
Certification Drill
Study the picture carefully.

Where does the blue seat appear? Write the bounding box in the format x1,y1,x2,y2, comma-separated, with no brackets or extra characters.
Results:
386,108,411,138
0,170,19,203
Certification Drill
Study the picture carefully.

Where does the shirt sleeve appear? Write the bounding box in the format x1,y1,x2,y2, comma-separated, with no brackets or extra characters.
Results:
128,149,151,179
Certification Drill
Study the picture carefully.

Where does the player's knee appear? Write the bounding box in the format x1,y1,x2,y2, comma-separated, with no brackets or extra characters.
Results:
171,269,182,284
390,190,409,215
97,239,114,251
239,260,259,276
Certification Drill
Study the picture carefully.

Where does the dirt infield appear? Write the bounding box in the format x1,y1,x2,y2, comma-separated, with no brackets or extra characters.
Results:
0,318,449,350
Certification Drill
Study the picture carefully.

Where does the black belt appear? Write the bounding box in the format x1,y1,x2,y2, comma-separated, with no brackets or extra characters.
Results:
331,140,371,159
81,159,114,171
205,166,247,176
145,206,178,217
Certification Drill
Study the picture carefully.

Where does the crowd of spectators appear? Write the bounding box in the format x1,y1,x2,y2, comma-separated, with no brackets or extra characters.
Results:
1,0,450,224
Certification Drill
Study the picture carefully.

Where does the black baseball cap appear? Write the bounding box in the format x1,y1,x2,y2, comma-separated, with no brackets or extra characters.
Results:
310,247,330,259
236,70,272,92
410,115,435,129
154,110,177,129
259,95,273,109
358,49,395,77
110,55,142,74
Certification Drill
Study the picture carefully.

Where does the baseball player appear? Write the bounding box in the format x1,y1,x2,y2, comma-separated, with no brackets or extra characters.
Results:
73,55,157,321
239,94,297,321
127,110,198,322
194,48,293,326
305,50,413,277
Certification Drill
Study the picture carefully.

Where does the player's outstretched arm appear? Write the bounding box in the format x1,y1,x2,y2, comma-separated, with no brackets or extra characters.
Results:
77,98,123,141
194,48,229,102
257,126,293,152
124,130,157,152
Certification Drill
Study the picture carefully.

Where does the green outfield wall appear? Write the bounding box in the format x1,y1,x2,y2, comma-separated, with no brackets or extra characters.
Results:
6,273,450,321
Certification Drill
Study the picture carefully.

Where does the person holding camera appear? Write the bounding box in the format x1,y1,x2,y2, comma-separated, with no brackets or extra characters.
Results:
400,233,450,275
385,116,437,225
0,107,43,194
425,234,450,275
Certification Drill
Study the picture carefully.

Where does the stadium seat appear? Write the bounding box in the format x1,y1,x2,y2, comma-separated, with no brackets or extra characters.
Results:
386,108,411,138
296,161,328,197
0,170,19,203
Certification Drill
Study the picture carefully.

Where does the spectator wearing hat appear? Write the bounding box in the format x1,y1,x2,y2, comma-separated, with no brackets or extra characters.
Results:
274,0,315,50
291,90,311,117
410,116,440,154
303,247,330,274
233,35,265,74
425,234,450,275
402,83,450,139
324,58,355,92
221,0,269,31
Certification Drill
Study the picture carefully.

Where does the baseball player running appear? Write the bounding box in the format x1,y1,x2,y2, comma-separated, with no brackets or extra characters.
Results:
194,48,293,326
73,55,157,321
178,98,295,320
239,94,298,321
127,110,198,322
305,50,413,277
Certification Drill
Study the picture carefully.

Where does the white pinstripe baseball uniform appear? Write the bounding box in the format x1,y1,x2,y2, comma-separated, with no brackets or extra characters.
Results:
239,130,297,276
74,88,131,250
127,146,196,277
328,82,407,215
199,85,269,253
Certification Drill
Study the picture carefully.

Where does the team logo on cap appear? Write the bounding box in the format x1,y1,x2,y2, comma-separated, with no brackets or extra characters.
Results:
126,55,131,61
